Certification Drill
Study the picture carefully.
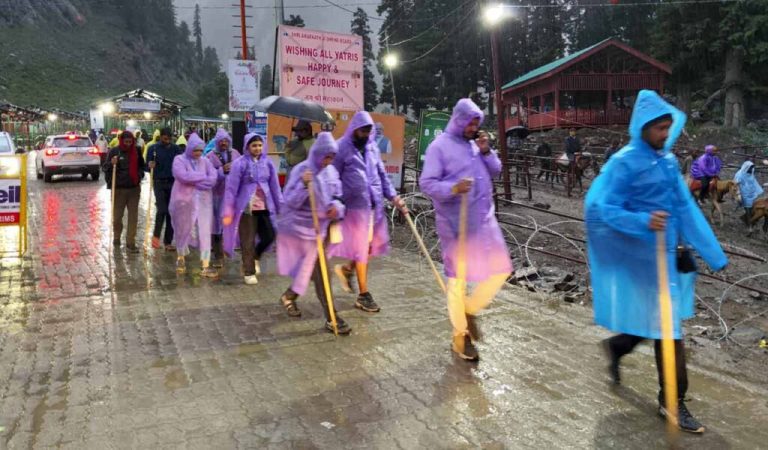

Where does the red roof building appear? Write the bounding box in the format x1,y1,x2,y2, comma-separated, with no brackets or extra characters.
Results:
501,39,671,131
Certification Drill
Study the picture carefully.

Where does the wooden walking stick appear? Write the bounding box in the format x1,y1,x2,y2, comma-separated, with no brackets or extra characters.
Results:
456,190,469,308
656,230,679,439
307,179,338,336
143,167,154,254
404,212,446,293
109,160,117,293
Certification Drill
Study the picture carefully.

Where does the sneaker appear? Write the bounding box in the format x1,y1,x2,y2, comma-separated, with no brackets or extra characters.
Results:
201,267,219,279
452,334,479,361
325,317,352,335
254,259,261,275
212,260,224,269
659,401,706,434
151,236,161,249
601,338,621,386
126,245,141,254
355,292,380,313
466,314,482,342
176,258,186,274
165,244,176,252
244,275,259,285
334,264,355,293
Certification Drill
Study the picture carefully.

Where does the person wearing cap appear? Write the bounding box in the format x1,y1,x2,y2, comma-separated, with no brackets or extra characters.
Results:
284,120,316,177
586,90,727,434
146,128,183,251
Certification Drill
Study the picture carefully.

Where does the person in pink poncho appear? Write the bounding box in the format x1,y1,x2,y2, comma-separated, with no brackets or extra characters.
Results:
330,111,407,313
221,133,282,285
169,132,219,278
420,98,513,361
207,128,241,268
276,132,351,334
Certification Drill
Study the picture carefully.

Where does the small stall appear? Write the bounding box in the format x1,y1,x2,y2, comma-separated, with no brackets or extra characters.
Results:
182,115,231,141
90,89,187,136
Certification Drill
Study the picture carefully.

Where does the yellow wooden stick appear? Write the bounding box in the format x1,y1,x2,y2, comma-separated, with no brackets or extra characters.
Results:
404,212,446,294
656,230,679,438
307,179,338,336
144,167,154,254
456,192,469,308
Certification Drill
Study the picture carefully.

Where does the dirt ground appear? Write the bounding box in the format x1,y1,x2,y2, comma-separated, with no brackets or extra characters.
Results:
395,156,768,386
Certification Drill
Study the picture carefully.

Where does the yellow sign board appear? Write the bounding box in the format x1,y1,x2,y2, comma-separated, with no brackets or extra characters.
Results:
0,154,28,256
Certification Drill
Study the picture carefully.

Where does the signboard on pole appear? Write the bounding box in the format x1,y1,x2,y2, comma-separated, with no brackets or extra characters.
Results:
245,111,267,135
228,59,261,112
0,155,28,255
89,108,105,129
417,110,451,169
118,98,161,112
278,25,363,111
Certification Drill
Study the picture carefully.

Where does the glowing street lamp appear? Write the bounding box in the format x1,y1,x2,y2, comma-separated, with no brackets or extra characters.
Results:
143,112,152,120
482,3,508,27
126,119,137,127
47,113,58,122
100,102,115,114
221,113,230,120
383,53,398,69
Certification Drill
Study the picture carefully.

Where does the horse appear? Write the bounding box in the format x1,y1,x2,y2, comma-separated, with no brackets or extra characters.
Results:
535,143,561,185
554,152,599,192
746,197,768,235
688,178,740,226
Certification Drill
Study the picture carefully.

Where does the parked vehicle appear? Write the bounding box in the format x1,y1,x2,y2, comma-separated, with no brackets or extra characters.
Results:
35,133,101,182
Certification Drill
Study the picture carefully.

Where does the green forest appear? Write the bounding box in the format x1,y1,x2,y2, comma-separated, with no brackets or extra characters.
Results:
376,0,768,128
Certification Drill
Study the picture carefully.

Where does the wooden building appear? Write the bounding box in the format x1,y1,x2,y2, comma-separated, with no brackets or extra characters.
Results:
501,38,671,130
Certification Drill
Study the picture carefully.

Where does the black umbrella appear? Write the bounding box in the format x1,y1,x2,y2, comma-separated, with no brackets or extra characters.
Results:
254,96,335,126
506,126,530,140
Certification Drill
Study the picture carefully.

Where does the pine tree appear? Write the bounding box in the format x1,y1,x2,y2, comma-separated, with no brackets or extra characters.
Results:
193,3,203,61
351,8,378,110
260,65,274,98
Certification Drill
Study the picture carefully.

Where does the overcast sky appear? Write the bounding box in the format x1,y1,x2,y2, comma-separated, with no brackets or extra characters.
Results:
174,0,383,76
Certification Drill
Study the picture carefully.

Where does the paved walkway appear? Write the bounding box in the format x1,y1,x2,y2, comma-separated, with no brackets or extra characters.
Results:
0,162,766,449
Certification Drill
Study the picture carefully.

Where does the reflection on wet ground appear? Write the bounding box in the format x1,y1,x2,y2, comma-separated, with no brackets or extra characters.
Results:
0,160,766,448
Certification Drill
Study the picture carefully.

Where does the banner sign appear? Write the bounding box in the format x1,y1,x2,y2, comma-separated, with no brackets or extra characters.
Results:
245,111,268,135
228,59,261,112
118,98,161,112
278,25,363,111
417,110,451,169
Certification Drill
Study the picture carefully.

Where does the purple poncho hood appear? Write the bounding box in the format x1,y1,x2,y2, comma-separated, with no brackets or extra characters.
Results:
342,111,376,144
691,144,722,178
184,133,205,158
445,98,485,138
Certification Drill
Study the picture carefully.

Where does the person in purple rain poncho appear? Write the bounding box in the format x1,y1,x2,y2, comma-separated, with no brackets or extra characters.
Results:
690,144,722,203
330,111,407,313
169,133,219,278
221,133,282,285
419,98,513,362
274,132,351,334
207,128,241,268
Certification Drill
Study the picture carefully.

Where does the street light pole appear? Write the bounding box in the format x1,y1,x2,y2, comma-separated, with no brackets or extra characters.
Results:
486,4,511,200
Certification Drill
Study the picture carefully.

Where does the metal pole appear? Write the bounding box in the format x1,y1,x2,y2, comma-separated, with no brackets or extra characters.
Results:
490,28,511,200
272,26,279,96
389,69,398,114
240,0,248,60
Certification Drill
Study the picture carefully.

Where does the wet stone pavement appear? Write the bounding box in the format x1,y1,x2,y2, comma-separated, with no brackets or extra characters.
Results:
0,161,766,449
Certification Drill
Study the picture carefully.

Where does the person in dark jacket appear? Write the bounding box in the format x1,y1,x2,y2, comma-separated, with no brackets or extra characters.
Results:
104,130,146,253
146,128,182,251
564,128,581,162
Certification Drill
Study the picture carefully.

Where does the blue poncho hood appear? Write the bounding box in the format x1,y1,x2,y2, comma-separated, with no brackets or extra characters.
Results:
627,90,686,154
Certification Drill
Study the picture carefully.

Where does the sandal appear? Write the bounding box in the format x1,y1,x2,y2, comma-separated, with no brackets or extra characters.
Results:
280,292,302,317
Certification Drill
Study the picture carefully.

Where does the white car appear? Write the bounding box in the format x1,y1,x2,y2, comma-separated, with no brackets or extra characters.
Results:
0,132,16,155
36,133,101,182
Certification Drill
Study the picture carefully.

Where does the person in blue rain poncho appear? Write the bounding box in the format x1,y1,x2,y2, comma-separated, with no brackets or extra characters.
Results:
586,90,727,434
733,160,764,228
